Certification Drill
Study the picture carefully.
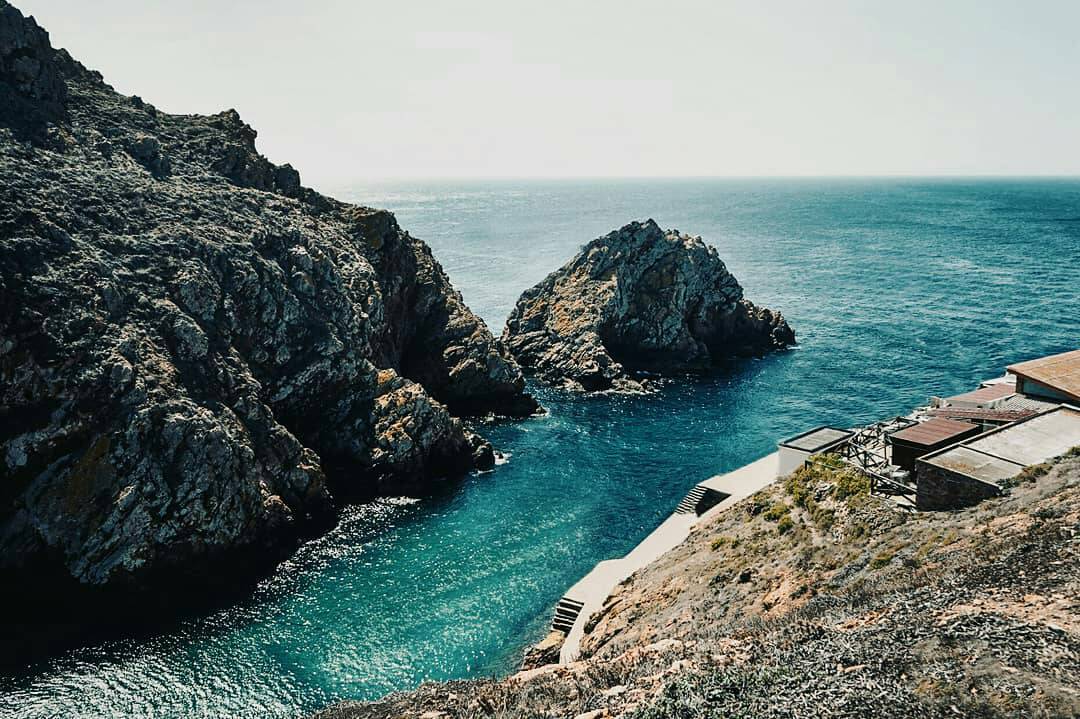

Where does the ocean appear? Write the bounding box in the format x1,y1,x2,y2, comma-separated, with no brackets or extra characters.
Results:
3,178,1078,717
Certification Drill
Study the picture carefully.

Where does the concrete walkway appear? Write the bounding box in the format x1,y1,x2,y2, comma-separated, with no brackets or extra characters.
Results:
558,451,779,663
698,452,781,514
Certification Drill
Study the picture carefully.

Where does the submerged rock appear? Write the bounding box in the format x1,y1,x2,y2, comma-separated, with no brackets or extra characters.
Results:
502,220,794,392
0,0,535,616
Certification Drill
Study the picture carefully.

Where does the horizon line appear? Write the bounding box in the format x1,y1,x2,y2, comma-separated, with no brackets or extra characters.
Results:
318,173,1080,184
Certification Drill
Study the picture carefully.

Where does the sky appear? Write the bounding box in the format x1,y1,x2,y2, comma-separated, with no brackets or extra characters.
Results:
16,0,1080,183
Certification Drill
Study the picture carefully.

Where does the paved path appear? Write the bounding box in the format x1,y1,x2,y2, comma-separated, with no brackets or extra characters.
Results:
558,452,779,663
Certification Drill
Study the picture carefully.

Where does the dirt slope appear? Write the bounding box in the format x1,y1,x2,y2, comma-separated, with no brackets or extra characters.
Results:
317,451,1080,719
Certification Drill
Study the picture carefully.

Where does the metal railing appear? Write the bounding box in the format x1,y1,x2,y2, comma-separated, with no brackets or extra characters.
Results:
828,416,918,504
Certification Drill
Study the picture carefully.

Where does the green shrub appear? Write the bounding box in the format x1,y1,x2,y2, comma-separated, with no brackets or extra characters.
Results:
777,515,795,534
783,470,813,508
791,454,870,503
847,521,870,542
764,502,790,522
810,453,847,470
915,531,943,560
833,470,871,502
710,536,740,551
1014,462,1051,484
810,505,835,532
869,547,896,569
745,495,769,517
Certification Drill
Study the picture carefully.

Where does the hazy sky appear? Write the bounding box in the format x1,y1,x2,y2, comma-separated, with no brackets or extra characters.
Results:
18,0,1080,183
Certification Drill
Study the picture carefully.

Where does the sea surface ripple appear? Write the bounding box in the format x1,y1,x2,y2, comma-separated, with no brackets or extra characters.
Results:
3,178,1079,718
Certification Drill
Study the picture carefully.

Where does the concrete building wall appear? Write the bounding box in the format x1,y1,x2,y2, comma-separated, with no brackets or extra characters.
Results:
1016,376,1074,404
777,446,810,476
916,462,1002,511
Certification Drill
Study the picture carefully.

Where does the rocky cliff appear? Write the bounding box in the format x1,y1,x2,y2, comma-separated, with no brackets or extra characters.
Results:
317,450,1080,719
502,220,794,392
0,0,535,623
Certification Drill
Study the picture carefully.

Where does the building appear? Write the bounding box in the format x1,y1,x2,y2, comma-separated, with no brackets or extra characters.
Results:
888,417,984,473
927,394,1058,429
776,426,854,476
934,382,1017,410
916,405,1080,510
1008,349,1080,405
773,350,1080,512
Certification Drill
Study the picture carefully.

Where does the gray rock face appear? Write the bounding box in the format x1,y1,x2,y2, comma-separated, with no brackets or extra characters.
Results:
502,220,794,392
0,0,535,604
0,1,66,139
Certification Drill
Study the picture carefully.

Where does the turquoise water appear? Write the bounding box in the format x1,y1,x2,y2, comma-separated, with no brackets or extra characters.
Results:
3,179,1078,717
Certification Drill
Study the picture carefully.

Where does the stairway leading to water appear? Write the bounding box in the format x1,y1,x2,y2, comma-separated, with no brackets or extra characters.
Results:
674,485,707,514
551,597,585,633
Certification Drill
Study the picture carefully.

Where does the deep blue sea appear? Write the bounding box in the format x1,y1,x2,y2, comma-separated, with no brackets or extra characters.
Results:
3,179,1079,718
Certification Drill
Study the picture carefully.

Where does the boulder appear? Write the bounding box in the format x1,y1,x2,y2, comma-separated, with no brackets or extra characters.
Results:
503,219,794,392
521,630,566,670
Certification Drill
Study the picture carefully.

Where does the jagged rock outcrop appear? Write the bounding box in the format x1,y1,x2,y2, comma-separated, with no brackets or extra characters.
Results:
502,220,794,392
0,0,535,612
0,2,66,139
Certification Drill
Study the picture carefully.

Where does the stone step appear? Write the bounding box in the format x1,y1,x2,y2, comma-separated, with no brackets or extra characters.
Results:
674,485,707,514
551,617,575,632
551,596,585,632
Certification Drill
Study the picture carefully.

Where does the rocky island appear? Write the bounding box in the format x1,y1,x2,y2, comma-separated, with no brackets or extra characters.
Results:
0,0,535,639
502,220,794,392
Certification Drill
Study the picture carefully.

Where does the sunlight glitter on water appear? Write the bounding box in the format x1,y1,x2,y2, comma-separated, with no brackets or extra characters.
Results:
4,178,1079,718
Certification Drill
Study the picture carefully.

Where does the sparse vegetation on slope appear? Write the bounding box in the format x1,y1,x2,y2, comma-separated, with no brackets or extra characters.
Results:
317,451,1080,719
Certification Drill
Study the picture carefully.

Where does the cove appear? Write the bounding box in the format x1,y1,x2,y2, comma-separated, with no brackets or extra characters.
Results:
3,178,1079,718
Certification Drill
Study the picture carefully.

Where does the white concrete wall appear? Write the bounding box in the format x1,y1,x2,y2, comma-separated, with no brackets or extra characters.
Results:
777,445,809,477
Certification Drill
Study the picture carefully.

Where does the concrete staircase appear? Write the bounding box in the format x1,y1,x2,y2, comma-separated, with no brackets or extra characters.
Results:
551,597,585,633
554,452,780,663
674,485,707,515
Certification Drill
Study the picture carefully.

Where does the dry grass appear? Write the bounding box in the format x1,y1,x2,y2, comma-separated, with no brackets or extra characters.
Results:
316,453,1080,719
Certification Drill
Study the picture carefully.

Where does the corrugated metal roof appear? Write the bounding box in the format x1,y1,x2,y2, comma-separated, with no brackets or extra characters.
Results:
890,417,980,447
927,407,1038,423
1008,349,1080,402
943,383,1016,404
921,405,1080,484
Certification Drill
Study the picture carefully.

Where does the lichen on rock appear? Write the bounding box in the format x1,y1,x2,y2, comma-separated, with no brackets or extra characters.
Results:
502,219,794,392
